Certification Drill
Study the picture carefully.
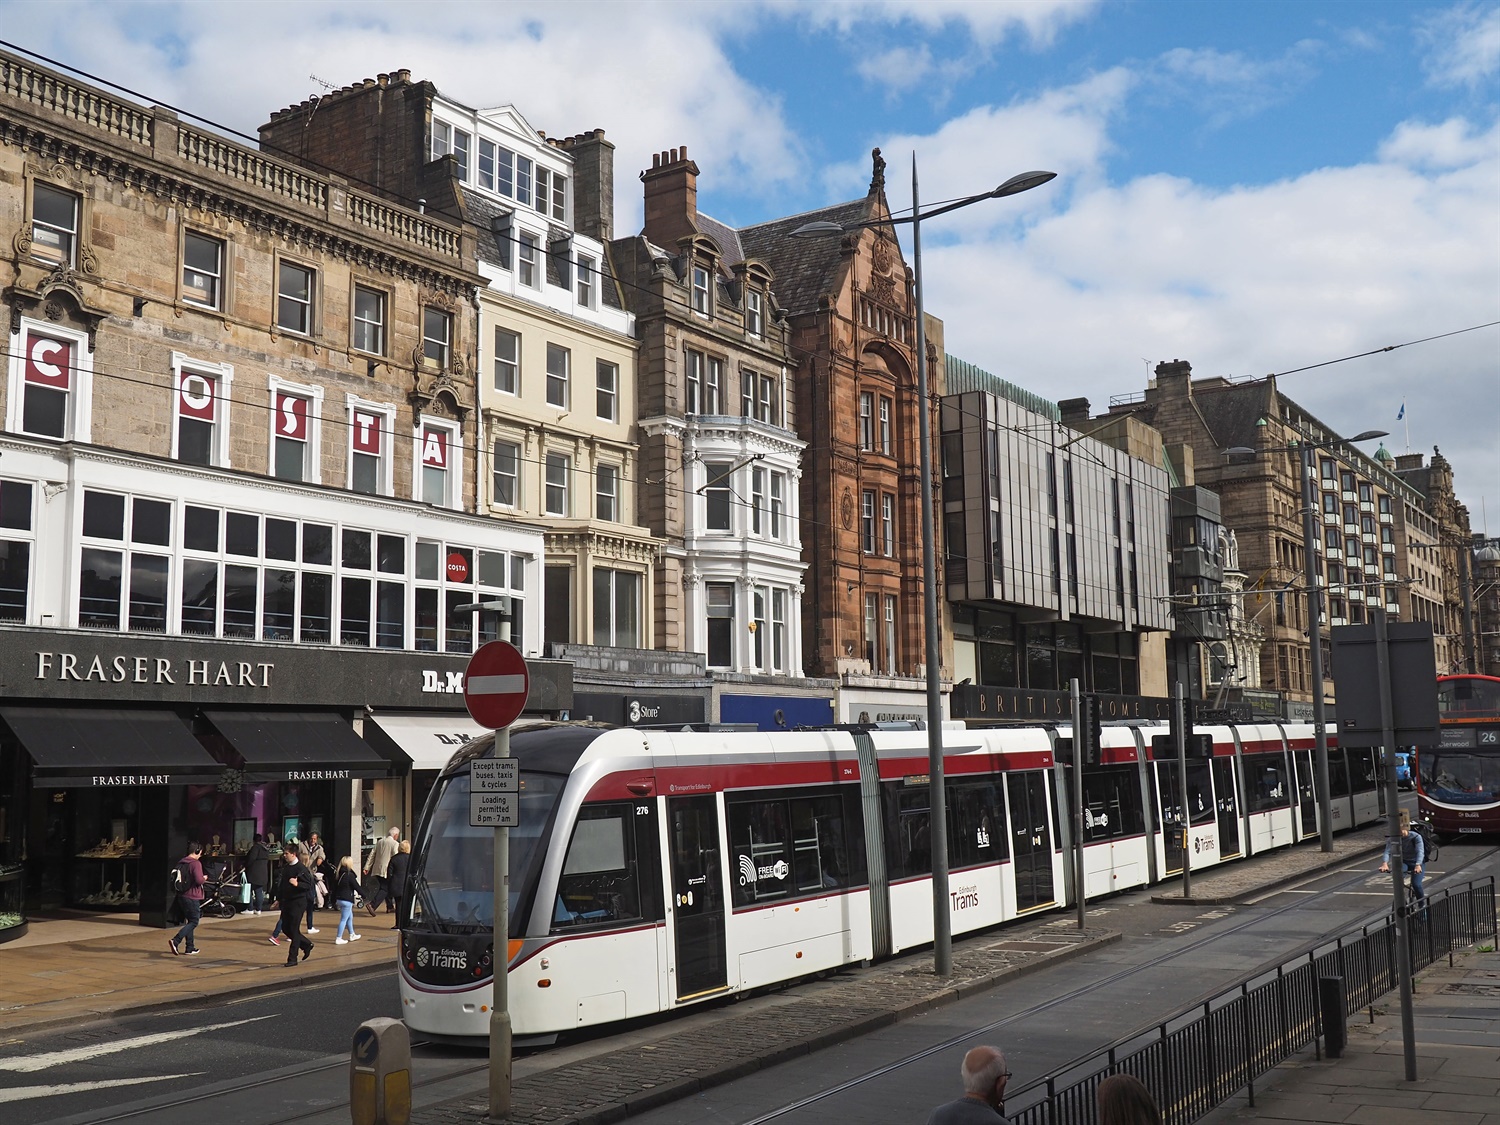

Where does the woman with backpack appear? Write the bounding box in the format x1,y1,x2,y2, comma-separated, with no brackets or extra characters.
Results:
333,855,363,945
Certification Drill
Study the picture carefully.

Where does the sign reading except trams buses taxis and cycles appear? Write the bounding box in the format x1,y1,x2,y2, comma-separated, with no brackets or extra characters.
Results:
469,758,519,828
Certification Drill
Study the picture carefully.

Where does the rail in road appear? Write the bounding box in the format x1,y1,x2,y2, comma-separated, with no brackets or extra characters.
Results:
9,839,1496,1125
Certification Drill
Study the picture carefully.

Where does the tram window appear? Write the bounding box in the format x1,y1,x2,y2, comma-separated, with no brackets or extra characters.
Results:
1078,766,1145,841
1329,750,1351,798
948,780,1009,868
1157,761,1215,828
882,783,933,881
1243,754,1291,812
728,790,858,908
552,802,654,931
1349,749,1379,793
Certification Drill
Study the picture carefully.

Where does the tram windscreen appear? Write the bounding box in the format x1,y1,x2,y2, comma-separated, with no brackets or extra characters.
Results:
1419,752,1500,804
407,770,566,934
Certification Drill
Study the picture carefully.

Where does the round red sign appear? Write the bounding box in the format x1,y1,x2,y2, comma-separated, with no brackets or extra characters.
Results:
446,552,469,582
464,641,530,730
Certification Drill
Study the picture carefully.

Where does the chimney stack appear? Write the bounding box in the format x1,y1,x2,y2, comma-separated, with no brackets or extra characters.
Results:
641,146,699,247
1057,397,1092,429
559,129,614,243
1154,359,1193,398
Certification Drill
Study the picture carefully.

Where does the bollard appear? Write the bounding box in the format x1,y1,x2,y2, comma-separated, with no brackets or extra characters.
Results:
1318,976,1347,1059
350,1017,412,1125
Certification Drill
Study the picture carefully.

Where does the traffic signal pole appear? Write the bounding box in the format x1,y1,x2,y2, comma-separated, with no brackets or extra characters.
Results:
1071,679,1086,931
1175,683,1192,901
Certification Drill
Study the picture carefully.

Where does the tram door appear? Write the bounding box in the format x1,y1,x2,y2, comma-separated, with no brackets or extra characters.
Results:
1007,773,1055,911
1213,758,1242,858
667,795,727,1001
1294,751,1318,838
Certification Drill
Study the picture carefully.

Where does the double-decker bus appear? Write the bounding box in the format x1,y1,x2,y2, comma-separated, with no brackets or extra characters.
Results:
1419,674,1500,837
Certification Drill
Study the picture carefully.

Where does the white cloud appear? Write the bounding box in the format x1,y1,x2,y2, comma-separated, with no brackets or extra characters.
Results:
0,0,803,233
1418,1,1500,88
1150,43,1321,128
768,0,1102,47
855,44,936,94
921,107,1500,515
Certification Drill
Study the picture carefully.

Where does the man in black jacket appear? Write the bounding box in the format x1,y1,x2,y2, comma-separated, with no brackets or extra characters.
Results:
275,849,315,966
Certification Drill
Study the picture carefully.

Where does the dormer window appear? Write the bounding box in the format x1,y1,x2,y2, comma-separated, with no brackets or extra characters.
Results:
745,289,763,337
576,254,595,307
692,266,711,315
535,167,567,222
431,121,471,180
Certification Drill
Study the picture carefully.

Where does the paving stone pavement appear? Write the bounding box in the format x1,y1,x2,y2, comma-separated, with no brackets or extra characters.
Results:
1201,946,1500,1125
1152,822,1388,905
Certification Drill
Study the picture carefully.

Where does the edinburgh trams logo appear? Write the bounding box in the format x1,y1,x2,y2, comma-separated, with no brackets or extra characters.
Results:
415,946,468,970
738,854,789,886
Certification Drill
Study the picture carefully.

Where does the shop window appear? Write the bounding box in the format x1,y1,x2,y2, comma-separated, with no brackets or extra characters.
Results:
592,567,640,648
0,480,34,622
263,568,296,641
552,802,660,930
181,558,218,635
545,564,572,646
223,564,258,637
301,572,332,643
342,577,372,646
446,590,474,653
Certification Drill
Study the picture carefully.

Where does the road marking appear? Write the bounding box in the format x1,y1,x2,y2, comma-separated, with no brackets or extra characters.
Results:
0,1015,274,1073
0,1073,204,1104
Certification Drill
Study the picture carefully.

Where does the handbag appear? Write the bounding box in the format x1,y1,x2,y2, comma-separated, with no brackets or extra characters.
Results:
238,872,252,905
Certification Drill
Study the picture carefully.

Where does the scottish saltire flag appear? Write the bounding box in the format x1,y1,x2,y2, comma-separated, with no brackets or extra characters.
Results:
1397,401,1405,420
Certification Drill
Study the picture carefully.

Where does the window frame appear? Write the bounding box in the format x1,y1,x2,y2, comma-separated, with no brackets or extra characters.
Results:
493,327,520,395
878,396,892,454
351,283,389,357
517,231,539,288
180,229,226,311
29,180,80,269
592,566,642,647
595,463,619,522
704,462,734,532
491,437,521,509
861,489,877,554
576,253,595,307
413,418,461,510
346,395,395,498
422,306,453,368
595,360,618,421
544,451,572,517
267,376,323,485
881,492,895,557
858,392,874,450
706,581,734,668
171,353,234,469
0,478,36,625
745,288,763,337
546,343,571,409
691,265,711,315
274,257,317,337
6,318,95,443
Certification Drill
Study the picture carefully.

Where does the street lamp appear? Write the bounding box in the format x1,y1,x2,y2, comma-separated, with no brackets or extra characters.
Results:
1227,427,1387,853
795,158,1056,975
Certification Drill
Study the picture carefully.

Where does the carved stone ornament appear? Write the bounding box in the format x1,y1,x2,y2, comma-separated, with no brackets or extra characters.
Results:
867,273,897,306
419,287,459,313
840,487,854,530
411,369,470,420
871,235,895,276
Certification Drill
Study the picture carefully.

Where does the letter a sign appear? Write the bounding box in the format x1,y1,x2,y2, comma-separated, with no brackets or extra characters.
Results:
463,641,529,730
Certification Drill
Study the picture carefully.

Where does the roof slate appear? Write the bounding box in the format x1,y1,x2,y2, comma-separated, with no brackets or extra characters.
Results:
463,188,622,310
1190,381,1276,450
739,198,869,318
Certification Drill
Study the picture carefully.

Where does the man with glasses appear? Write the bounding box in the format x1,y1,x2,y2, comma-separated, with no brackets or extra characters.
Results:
927,1045,1012,1123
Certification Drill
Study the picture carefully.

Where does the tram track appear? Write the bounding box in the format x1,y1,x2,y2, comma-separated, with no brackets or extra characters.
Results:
51,843,1498,1125
737,841,1500,1124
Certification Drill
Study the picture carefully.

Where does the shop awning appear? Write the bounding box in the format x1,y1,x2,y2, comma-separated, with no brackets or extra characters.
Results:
202,711,391,781
364,712,489,771
1,707,224,787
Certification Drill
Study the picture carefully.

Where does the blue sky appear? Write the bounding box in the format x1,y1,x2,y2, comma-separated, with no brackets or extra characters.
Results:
2,0,1497,516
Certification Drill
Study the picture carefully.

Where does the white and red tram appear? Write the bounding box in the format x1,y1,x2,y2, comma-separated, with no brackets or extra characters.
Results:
398,719,1381,1040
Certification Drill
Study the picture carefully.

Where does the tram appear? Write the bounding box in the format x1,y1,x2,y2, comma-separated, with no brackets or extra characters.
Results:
398,718,1382,1041
1418,674,1500,837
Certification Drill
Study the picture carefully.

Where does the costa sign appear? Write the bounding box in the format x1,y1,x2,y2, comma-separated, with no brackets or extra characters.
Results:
179,371,216,421
24,332,71,388
274,392,309,440
352,409,382,455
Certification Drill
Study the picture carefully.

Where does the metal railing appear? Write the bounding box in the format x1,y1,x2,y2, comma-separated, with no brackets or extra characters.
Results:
1008,877,1497,1125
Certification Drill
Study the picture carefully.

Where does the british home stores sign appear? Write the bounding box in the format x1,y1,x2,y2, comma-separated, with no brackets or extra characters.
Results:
0,628,572,712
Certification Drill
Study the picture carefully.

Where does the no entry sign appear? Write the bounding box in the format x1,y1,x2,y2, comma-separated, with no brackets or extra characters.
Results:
463,641,530,730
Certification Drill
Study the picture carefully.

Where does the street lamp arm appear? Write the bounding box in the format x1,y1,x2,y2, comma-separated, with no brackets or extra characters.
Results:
791,171,1056,238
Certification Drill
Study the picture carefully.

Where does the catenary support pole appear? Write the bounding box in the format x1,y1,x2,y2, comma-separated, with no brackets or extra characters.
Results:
911,154,950,978
1301,442,1336,852
1375,608,1418,1081
1072,679,1086,931
1176,682,1192,901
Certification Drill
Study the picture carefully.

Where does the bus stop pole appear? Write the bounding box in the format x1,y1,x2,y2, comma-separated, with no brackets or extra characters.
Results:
489,619,513,1122
1176,682,1192,901
1374,609,1418,1081
1071,679,1086,931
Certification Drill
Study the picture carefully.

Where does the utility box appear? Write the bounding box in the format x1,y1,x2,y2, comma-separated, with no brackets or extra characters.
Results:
350,1017,411,1125
1329,622,1440,747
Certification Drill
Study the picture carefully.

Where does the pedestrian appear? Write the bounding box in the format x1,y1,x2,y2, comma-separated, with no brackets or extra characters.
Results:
333,856,362,945
1379,810,1426,902
169,842,206,956
1097,1074,1161,1125
275,847,315,965
244,833,271,915
387,839,411,929
363,827,400,916
926,1045,1011,1123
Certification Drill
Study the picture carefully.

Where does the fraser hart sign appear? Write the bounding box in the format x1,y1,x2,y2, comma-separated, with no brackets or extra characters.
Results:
37,651,275,688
